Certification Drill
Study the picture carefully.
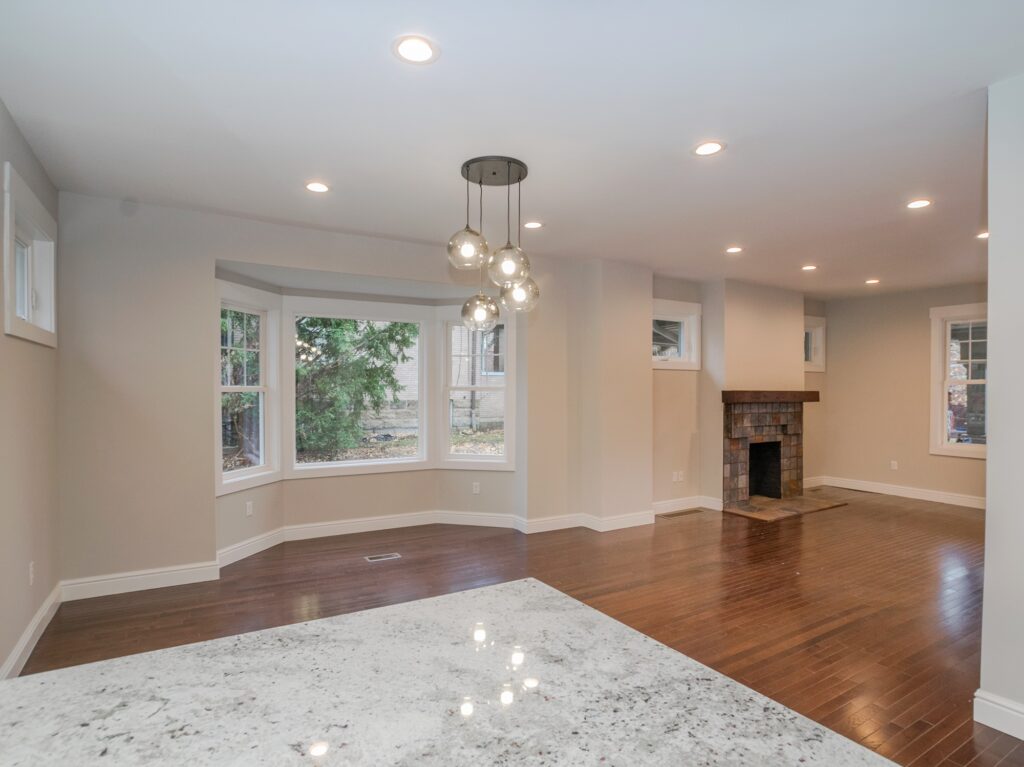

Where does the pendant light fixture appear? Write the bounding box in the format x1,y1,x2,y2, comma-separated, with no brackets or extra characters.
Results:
446,175,488,270
450,156,539,330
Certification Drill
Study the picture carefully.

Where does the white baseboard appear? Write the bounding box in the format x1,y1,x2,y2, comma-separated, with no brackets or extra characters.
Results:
808,476,985,509
1,584,61,679
61,560,221,602
653,496,707,514
217,528,286,567
518,514,582,534
975,689,1024,740
581,510,655,532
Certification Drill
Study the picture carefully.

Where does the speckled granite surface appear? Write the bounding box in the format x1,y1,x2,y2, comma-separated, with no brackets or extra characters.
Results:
0,578,893,765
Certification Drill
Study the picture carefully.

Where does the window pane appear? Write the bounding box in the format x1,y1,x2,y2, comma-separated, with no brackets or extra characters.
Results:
294,316,420,463
220,349,231,386
449,390,505,456
653,319,683,359
971,340,986,360
971,321,987,340
449,325,504,385
948,340,967,379
245,313,260,350
229,349,245,385
244,351,260,386
946,383,986,445
230,310,245,348
804,330,812,363
222,392,264,471
220,309,229,347
970,361,986,381
15,239,29,320
949,322,970,342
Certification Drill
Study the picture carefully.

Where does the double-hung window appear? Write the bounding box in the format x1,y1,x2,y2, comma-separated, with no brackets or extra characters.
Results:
445,320,513,462
220,306,267,475
930,303,987,458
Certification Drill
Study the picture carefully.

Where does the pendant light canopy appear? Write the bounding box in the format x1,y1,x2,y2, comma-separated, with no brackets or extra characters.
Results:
448,156,539,330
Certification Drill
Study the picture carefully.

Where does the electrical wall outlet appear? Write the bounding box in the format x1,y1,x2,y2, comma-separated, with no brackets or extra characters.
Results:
29,560,34,587
472,482,480,495
890,460,899,471
245,500,254,517
671,471,684,483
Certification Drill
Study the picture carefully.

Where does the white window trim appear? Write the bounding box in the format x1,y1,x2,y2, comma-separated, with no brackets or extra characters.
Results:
929,302,987,460
652,299,701,371
437,309,516,472
3,161,57,348
804,315,826,372
215,281,282,496
282,295,434,479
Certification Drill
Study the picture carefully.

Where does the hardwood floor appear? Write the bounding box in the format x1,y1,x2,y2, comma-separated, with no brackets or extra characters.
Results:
24,488,1022,766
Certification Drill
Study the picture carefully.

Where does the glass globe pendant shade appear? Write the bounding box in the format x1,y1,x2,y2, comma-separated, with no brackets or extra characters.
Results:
447,227,489,270
487,244,530,288
461,293,500,331
500,277,540,313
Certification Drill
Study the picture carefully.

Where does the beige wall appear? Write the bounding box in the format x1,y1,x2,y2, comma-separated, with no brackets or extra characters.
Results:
59,192,658,579
822,283,987,497
575,260,654,518
0,99,59,671
724,280,806,391
652,371,701,501
698,281,726,498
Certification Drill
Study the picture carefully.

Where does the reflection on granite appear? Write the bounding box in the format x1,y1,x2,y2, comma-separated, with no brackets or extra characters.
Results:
0,579,892,765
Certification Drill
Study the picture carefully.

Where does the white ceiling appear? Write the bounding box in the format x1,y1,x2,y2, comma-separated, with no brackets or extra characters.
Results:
2,1,1023,297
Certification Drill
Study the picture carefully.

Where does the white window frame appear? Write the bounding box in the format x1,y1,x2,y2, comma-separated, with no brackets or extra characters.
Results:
282,295,433,479
3,162,57,348
929,303,987,460
804,316,826,372
652,299,701,370
216,281,281,496
438,310,516,471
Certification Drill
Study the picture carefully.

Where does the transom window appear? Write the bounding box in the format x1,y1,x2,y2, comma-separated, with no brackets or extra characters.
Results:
930,303,987,459
652,299,701,370
220,307,266,474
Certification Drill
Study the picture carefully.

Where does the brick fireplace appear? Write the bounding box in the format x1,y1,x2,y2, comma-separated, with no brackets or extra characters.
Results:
722,390,820,508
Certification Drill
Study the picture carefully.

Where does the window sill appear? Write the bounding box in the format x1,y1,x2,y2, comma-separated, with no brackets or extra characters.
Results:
438,458,515,472
930,444,986,460
217,467,281,497
653,360,700,371
805,362,826,373
285,458,432,479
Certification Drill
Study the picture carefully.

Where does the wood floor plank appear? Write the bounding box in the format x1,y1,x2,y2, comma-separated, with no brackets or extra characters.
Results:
21,487,1020,766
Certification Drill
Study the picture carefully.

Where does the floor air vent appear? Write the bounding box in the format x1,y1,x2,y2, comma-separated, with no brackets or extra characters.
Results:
364,552,402,563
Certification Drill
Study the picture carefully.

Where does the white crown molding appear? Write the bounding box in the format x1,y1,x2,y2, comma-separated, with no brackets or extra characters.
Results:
61,560,221,602
805,476,984,510
1,584,61,679
975,689,1024,740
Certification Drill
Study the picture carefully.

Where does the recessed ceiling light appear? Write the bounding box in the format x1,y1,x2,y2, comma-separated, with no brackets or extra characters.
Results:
801,265,817,271
906,199,931,209
694,141,725,156
725,246,742,254
523,221,543,229
977,231,989,239
865,278,880,284
393,35,438,64
305,182,329,193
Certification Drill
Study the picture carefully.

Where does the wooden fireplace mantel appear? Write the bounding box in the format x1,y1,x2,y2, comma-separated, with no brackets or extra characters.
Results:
722,390,820,404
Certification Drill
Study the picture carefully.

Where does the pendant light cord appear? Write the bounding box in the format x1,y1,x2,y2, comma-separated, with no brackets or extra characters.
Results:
464,170,470,228
478,181,483,232
517,180,522,248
